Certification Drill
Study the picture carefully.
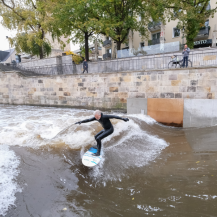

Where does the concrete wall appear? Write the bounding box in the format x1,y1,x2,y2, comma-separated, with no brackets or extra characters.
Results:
127,98,147,115
183,99,217,127
127,97,217,128
18,55,72,68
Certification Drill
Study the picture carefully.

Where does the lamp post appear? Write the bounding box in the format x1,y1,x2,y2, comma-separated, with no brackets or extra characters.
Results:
6,36,12,63
182,26,185,50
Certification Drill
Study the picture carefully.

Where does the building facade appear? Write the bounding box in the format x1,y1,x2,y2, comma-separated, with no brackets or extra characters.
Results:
102,0,217,60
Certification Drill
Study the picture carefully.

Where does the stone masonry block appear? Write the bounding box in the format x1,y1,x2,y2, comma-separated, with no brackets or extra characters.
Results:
183,93,195,99
59,96,66,100
134,82,142,86
160,93,174,98
64,92,71,96
88,87,95,92
169,74,177,80
207,93,212,99
151,74,157,81
109,87,118,92
190,80,198,86
175,93,182,98
187,86,196,92
171,80,181,86
179,86,187,92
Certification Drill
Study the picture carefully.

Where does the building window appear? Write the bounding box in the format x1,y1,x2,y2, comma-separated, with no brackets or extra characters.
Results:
106,36,110,40
173,28,180,38
152,32,160,40
205,20,209,27
106,49,111,54
140,42,145,48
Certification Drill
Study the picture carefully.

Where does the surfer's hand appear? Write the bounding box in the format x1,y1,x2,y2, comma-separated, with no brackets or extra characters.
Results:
75,121,81,125
123,118,129,122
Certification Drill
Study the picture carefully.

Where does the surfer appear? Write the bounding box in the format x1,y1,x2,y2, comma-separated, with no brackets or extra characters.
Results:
75,110,129,156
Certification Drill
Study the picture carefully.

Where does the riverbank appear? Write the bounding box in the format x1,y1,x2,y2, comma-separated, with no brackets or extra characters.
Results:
1,66,217,112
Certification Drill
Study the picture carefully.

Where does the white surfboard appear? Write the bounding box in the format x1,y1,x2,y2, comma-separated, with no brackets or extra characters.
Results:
82,147,102,167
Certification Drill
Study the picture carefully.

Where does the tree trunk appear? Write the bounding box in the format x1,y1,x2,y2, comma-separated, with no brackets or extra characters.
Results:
39,29,45,59
116,41,121,51
39,46,43,59
84,32,89,61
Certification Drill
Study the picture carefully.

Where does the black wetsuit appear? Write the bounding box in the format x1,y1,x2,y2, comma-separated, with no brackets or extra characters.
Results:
77,113,128,155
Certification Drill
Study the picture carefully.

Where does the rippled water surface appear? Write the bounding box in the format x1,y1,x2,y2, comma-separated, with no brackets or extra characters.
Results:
0,105,217,217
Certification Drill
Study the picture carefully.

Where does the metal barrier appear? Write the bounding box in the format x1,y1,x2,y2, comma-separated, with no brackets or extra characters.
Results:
4,49,217,75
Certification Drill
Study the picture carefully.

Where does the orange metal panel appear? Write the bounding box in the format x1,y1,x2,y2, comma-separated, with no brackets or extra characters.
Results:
147,98,184,127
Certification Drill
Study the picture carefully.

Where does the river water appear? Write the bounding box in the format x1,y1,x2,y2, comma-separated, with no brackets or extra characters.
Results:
0,105,217,217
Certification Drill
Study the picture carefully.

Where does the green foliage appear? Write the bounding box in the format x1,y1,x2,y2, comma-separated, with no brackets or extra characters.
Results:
10,33,51,57
90,0,152,50
0,0,55,58
47,0,97,61
167,0,217,48
65,50,83,64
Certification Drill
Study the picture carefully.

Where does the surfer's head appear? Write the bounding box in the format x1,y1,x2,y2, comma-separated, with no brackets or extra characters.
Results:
94,110,101,120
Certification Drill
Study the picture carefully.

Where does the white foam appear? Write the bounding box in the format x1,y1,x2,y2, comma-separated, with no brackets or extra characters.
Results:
0,145,21,216
0,106,89,148
89,118,168,182
0,106,168,184
127,114,156,124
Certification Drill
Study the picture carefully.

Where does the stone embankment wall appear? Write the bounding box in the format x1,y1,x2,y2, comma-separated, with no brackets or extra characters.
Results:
1,67,217,111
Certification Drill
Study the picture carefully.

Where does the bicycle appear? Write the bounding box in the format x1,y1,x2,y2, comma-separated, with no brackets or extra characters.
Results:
168,55,192,68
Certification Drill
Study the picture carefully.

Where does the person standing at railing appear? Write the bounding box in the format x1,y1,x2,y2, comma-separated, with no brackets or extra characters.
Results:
83,59,88,73
182,44,190,68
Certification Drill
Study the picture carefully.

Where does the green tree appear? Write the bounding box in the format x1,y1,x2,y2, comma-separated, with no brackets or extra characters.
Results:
48,0,98,61
167,0,217,48
0,0,54,59
91,0,151,51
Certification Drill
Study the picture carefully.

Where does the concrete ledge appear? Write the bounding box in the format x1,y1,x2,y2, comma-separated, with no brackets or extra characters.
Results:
127,98,147,115
127,98,217,128
183,99,217,128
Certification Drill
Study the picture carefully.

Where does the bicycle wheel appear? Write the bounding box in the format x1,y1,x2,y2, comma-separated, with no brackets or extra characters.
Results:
188,60,192,67
168,61,173,68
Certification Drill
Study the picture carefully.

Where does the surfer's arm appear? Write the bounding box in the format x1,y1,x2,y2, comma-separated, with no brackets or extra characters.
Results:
104,115,129,122
75,117,96,125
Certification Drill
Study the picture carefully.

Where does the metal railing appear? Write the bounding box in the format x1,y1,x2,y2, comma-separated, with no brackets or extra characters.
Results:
103,39,112,48
148,38,160,46
103,53,112,60
2,49,217,76
17,64,74,75
198,26,210,36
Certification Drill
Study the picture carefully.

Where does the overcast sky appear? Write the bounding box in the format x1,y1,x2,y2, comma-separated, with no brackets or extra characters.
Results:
0,23,79,51
0,24,17,51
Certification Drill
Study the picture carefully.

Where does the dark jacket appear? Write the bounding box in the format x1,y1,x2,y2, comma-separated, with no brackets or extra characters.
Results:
83,61,88,68
80,113,124,129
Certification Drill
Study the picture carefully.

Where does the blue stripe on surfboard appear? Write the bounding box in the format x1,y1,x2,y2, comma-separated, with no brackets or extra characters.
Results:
88,147,97,153
84,153,101,158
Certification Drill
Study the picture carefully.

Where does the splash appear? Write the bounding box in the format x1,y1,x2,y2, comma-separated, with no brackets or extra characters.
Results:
0,145,21,216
